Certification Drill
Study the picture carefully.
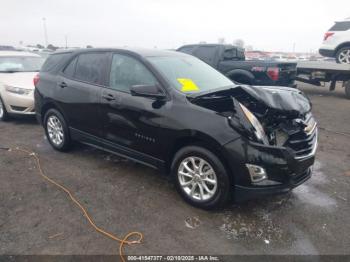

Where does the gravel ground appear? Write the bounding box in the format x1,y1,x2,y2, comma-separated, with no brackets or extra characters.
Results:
0,83,349,257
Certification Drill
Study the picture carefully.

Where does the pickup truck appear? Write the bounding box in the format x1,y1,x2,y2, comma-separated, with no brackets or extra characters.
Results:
177,44,297,87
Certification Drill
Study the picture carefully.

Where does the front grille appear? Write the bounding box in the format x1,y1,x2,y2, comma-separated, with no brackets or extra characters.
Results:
285,115,318,159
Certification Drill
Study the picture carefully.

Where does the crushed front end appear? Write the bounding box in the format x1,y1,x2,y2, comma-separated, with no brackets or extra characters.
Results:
224,112,317,202
189,85,318,202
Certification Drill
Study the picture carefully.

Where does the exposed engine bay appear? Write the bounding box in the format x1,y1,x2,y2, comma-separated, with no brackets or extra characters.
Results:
189,85,317,158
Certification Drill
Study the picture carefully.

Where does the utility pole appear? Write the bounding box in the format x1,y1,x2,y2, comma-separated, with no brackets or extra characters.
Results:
42,17,48,47
65,35,68,49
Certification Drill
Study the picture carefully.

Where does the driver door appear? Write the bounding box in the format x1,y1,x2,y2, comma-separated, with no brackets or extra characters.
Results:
99,53,165,163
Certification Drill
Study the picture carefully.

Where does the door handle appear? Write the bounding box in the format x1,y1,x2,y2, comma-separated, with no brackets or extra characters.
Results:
102,93,116,101
59,82,67,88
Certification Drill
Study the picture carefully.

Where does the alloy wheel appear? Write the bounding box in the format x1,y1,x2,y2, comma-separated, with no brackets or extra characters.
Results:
47,115,64,146
177,156,218,201
338,49,350,64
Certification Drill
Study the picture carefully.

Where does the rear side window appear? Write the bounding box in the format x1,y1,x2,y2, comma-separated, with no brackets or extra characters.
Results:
193,46,217,65
329,21,350,31
62,57,77,78
178,46,196,54
41,53,71,72
74,53,106,85
109,54,158,93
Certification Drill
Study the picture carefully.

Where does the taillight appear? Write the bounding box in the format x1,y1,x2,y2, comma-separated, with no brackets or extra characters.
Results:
267,67,279,81
324,32,334,41
33,73,40,87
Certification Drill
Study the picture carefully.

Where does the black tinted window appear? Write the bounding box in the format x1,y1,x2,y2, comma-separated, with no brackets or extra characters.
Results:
62,57,77,78
329,22,350,31
41,53,71,72
178,46,196,54
193,46,217,65
74,53,106,85
109,54,157,92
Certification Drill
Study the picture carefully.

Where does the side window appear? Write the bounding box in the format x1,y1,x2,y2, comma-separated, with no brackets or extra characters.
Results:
223,48,237,60
109,54,158,93
193,46,217,65
62,57,77,78
329,22,350,31
74,53,106,85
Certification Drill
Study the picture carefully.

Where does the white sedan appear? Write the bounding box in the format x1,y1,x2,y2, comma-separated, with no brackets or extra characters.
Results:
0,51,44,121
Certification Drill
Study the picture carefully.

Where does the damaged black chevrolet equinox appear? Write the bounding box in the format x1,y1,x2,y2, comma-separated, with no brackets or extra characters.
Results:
34,48,318,209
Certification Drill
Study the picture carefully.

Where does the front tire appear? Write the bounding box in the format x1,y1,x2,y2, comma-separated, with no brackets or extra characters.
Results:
171,146,231,209
44,109,71,151
336,46,350,64
0,96,10,121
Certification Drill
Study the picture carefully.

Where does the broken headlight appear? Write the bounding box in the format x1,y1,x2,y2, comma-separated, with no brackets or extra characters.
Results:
239,103,269,145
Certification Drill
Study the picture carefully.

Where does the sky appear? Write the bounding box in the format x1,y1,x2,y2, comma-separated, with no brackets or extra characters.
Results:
1,0,349,52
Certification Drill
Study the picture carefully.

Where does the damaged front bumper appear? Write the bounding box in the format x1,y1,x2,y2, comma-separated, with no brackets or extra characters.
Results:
223,127,317,202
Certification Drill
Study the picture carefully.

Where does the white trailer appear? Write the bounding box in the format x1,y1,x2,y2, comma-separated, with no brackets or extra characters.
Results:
296,61,350,99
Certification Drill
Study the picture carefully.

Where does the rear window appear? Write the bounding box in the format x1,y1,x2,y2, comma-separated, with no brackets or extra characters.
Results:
329,21,350,31
237,49,245,60
41,53,71,72
74,53,106,85
223,48,244,61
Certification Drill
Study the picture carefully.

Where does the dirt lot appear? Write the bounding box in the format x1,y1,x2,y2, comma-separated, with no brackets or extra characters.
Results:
0,83,350,257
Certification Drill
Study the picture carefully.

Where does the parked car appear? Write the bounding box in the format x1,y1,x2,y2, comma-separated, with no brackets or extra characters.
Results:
319,17,350,64
35,48,317,209
0,51,44,121
0,46,16,51
177,44,297,87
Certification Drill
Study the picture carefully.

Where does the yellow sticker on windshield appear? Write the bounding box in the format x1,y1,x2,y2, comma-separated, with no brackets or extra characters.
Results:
177,78,200,92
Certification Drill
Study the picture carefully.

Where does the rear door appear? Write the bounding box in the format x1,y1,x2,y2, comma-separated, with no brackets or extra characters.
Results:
55,52,109,137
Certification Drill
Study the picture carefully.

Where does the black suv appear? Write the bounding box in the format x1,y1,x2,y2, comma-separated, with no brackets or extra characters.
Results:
35,48,317,209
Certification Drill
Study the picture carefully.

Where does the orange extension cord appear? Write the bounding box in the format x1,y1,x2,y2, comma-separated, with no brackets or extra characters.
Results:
4,147,143,262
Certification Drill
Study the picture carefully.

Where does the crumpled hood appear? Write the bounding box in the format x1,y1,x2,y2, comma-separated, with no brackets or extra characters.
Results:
0,72,37,90
188,84,312,120
237,85,311,115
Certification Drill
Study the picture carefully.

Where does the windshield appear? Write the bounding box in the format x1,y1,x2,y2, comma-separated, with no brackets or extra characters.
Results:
148,55,234,93
0,56,44,72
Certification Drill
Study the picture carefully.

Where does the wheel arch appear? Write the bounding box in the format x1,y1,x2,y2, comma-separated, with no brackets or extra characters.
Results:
166,132,233,182
335,42,350,54
41,101,68,125
226,69,255,85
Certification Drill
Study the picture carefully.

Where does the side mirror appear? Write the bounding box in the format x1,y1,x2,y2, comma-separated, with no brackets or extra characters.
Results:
130,84,166,99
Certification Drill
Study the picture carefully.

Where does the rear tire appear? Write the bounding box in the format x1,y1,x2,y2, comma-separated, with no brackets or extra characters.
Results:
44,109,71,151
0,96,9,121
171,145,231,209
336,46,350,64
